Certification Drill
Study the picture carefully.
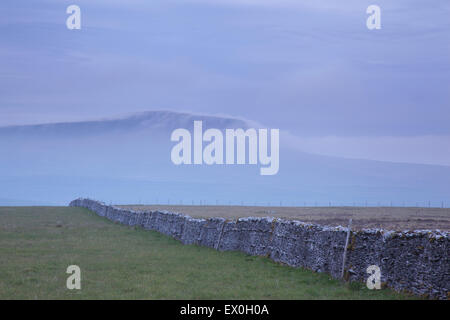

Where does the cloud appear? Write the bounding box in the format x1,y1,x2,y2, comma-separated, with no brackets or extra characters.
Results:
285,134,450,166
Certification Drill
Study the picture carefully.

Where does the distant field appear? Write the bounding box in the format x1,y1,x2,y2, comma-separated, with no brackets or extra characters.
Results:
122,205,450,231
0,206,411,299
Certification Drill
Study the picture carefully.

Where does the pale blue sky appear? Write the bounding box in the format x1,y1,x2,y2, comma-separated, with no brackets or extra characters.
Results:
1,0,449,164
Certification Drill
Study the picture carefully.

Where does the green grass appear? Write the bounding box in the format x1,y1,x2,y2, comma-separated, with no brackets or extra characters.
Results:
0,206,414,299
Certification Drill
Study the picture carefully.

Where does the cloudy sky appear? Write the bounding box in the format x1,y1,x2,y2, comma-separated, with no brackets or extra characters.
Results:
1,0,449,165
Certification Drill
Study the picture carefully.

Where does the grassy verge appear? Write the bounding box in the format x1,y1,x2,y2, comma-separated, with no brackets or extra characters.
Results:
0,206,413,299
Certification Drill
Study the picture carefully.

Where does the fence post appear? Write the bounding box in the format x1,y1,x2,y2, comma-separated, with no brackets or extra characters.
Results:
341,219,353,280
215,220,226,250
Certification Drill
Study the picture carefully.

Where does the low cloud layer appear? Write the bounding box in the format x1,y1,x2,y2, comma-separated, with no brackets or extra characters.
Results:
0,0,448,166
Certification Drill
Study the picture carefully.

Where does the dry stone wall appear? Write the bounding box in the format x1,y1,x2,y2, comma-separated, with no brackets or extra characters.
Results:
69,198,449,299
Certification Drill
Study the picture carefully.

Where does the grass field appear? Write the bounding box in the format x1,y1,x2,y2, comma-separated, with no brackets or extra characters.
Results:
122,205,450,231
0,206,413,299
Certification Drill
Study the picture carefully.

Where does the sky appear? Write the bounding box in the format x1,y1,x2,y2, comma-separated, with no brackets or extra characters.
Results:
1,0,449,165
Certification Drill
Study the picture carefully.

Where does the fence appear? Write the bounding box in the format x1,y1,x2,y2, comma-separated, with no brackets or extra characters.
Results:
99,198,449,208
70,198,449,299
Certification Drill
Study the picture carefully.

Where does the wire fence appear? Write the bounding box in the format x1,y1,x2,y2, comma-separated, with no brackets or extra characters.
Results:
113,198,449,208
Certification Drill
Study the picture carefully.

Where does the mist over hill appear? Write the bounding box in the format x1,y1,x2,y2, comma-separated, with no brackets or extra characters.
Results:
0,111,449,206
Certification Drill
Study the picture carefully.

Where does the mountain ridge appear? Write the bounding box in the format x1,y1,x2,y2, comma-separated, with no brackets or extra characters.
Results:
0,110,449,205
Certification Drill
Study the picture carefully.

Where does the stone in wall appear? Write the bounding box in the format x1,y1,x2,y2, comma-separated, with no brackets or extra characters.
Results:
218,220,241,251
235,217,274,256
197,218,224,248
181,217,207,245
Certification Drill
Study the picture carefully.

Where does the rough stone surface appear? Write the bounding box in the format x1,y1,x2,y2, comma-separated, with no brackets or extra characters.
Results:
69,198,449,299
